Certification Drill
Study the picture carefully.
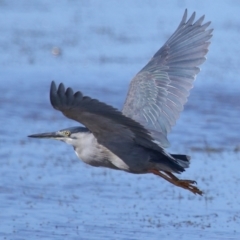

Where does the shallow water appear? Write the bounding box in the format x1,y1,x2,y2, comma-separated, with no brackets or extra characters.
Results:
1,0,240,239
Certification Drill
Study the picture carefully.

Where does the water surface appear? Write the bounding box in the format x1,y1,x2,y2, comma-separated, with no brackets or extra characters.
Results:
1,1,240,239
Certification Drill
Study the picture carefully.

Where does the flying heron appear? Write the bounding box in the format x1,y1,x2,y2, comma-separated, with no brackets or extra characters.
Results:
29,10,212,195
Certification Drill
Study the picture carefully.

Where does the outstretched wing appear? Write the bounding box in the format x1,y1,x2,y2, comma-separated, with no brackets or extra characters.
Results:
122,9,213,147
50,81,165,159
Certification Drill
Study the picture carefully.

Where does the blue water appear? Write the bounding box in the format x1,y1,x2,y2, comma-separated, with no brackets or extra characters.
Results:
1,0,240,239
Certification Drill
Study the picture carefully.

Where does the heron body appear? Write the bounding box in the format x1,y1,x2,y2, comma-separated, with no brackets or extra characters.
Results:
29,10,213,195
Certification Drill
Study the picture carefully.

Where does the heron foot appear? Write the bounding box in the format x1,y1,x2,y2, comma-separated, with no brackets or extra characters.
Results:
175,179,203,195
149,169,203,195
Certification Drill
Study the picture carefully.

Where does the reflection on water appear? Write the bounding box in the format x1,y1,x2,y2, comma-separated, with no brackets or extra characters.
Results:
1,0,240,239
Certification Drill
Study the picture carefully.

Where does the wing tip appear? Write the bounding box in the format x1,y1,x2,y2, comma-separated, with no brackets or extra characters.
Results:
182,9,212,29
50,81,66,109
50,80,57,108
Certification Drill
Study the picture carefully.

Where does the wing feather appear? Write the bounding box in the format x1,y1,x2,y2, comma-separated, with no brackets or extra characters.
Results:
50,82,165,158
122,9,213,147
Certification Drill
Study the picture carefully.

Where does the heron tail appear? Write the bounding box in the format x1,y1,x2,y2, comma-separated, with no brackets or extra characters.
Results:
150,152,190,173
171,154,190,169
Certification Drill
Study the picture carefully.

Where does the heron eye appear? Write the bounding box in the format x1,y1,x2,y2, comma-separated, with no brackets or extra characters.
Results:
64,131,71,136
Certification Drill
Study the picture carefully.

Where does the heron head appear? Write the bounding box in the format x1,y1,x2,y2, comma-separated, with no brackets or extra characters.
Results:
28,126,90,145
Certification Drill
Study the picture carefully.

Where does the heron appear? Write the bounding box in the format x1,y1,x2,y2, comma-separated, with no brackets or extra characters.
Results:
29,10,212,195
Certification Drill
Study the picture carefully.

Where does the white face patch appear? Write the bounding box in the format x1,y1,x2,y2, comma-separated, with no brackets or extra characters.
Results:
63,138,75,145
71,132,98,164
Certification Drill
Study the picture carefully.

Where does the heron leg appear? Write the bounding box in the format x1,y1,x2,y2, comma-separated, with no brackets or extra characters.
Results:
148,169,203,195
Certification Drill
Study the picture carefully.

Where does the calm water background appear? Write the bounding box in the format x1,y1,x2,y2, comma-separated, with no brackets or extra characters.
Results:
1,0,240,239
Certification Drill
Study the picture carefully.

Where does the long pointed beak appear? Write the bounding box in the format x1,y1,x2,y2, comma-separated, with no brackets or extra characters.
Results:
28,132,63,139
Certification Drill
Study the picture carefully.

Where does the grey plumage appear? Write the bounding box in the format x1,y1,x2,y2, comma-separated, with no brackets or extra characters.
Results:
50,82,187,174
122,10,212,147
29,10,213,195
